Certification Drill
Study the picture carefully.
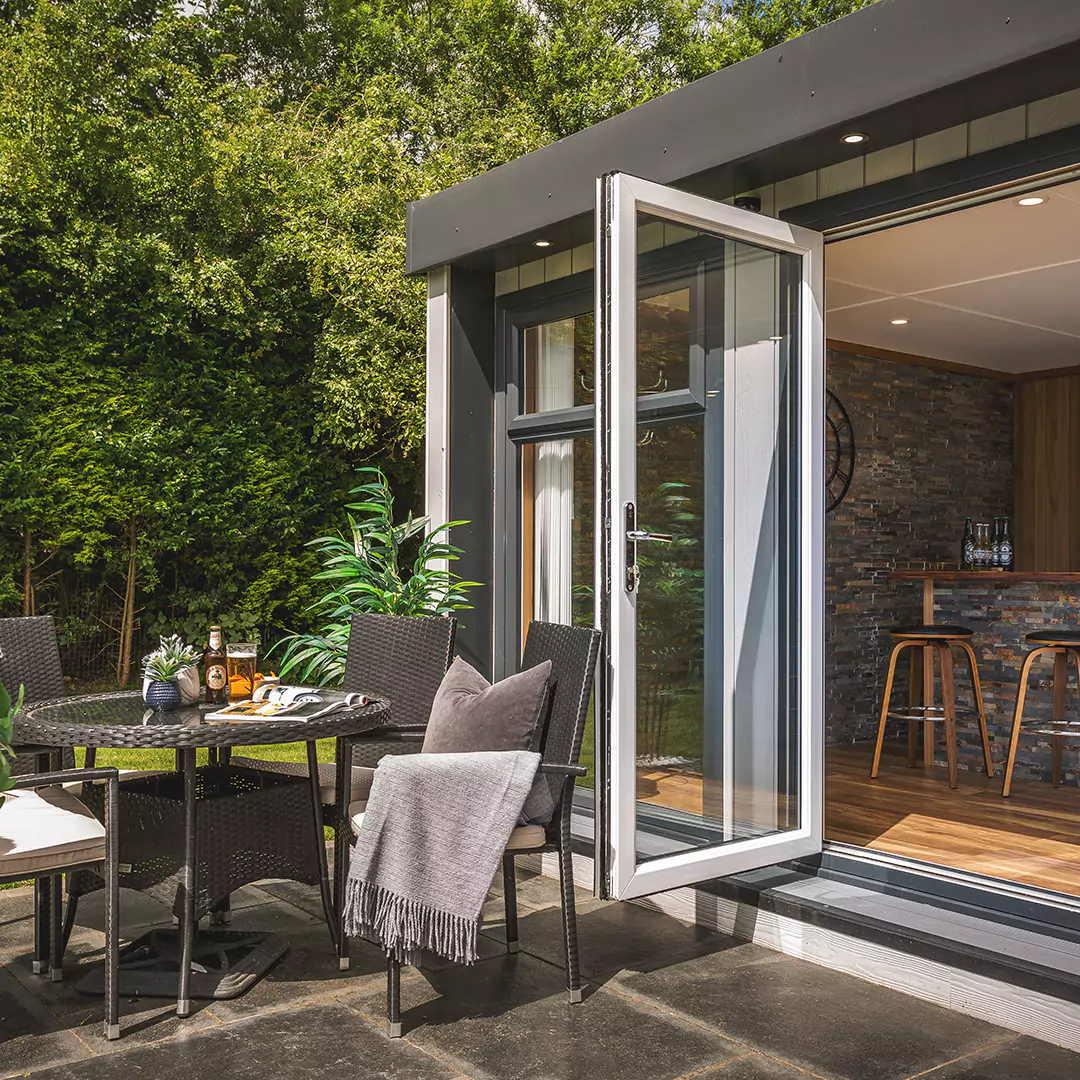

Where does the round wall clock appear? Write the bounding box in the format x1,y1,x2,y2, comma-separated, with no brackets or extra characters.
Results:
826,389,855,513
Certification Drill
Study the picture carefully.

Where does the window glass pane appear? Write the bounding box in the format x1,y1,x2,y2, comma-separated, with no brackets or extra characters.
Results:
521,435,594,784
523,314,594,413
638,287,691,395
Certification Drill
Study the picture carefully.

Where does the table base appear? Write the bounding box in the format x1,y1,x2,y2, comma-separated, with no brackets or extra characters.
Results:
74,928,289,1001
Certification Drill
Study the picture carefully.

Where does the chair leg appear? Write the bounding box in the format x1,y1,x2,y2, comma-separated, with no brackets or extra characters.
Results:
957,640,993,778
387,956,402,1038
1002,648,1050,797
32,878,49,975
871,641,912,779
49,874,63,981
937,643,959,790
502,853,520,954
907,648,921,767
1053,650,1067,788
556,808,582,1004
60,891,79,956
103,775,120,1041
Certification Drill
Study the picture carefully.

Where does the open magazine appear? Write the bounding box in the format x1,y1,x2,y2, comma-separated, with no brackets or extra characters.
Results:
205,683,368,723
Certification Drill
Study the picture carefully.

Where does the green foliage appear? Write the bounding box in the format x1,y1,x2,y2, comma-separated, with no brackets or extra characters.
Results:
141,634,202,683
0,0,874,678
273,468,478,686
0,680,24,794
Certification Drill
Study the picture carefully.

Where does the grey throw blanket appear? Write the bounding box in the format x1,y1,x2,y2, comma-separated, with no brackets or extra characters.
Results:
344,750,542,965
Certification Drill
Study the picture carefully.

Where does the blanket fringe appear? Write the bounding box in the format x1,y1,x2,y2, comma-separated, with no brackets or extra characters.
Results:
344,877,480,966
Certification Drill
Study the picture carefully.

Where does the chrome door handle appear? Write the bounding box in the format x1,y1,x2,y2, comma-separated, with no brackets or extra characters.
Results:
624,503,674,592
626,529,674,544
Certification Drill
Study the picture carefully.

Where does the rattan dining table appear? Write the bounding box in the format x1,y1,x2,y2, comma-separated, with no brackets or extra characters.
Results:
16,690,390,1014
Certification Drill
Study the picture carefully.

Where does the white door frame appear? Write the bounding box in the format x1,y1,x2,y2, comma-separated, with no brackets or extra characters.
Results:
598,172,825,900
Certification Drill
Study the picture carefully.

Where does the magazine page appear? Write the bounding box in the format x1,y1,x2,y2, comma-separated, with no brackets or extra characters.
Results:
206,686,368,722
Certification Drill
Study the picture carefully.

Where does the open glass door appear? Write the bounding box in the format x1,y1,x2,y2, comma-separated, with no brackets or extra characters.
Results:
596,173,824,900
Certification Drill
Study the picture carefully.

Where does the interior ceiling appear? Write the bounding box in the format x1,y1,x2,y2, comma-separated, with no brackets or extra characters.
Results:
826,178,1080,375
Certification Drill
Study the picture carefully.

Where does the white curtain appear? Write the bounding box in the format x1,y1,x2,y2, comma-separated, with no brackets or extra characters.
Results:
533,319,575,625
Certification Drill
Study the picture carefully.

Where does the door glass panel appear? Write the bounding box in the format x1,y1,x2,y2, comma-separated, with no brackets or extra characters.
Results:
631,221,802,863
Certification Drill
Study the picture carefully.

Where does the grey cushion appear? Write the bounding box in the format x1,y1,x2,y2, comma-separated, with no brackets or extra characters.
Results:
421,657,552,754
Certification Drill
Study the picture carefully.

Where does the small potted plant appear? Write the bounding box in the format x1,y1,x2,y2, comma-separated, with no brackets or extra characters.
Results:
0,678,21,809
141,635,202,711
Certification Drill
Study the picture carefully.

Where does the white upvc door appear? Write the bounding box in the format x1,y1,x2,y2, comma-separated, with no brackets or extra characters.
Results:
595,173,825,900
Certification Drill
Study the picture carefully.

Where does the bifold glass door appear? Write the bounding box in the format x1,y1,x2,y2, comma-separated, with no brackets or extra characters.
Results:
596,173,824,900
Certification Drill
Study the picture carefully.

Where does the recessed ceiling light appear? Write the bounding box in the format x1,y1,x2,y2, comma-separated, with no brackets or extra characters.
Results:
1017,196,1045,206
534,239,551,248
842,133,869,145
891,318,909,325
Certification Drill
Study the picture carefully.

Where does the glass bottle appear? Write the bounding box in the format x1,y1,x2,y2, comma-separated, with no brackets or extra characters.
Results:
1000,516,1013,571
991,517,1002,567
961,518,974,570
204,625,227,704
974,523,990,568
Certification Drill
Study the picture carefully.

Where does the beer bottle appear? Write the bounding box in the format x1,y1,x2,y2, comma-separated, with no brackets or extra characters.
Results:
991,517,1002,566
961,518,974,570
204,625,227,704
1000,516,1013,571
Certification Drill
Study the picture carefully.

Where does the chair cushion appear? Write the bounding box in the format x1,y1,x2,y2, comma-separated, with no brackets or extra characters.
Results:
348,800,547,851
228,758,375,804
889,624,973,639
0,786,105,878
1026,630,1080,645
421,657,552,754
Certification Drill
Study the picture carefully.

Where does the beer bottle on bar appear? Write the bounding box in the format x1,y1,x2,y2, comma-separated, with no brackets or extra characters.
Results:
992,517,1002,566
204,625,227,704
961,518,974,570
1000,516,1014,571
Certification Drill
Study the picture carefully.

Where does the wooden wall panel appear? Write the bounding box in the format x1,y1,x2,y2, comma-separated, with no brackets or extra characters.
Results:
1014,374,1080,571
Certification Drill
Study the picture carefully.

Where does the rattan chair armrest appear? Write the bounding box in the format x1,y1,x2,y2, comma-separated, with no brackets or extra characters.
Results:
10,767,119,790
538,763,587,777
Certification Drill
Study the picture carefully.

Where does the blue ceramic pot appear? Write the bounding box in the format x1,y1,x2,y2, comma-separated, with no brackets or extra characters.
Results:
145,679,181,711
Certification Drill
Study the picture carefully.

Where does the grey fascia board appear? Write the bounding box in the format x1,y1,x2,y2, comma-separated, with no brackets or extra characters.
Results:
407,0,1080,274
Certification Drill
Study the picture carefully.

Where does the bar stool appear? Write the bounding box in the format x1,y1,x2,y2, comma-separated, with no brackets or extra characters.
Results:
870,624,993,789
1001,631,1080,797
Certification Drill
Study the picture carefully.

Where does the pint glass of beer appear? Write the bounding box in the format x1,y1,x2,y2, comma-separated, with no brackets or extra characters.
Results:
226,643,258,700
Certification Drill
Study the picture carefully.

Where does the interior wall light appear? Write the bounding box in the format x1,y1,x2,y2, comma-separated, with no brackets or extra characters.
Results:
1017,196,1045,206
534,239,552,247
842,133,869,145
890,319,909,325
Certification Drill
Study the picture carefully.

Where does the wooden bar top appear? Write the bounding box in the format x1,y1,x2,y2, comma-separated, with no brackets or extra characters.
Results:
887,570,1080,583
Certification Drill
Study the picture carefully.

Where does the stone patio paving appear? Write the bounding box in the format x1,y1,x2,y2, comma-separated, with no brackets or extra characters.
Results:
1,867,1078,1080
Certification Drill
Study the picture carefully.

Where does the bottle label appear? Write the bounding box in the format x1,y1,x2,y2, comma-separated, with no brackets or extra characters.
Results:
207,664,227,690
963,541,975,565
209,630,222,650
1001,541,1013,565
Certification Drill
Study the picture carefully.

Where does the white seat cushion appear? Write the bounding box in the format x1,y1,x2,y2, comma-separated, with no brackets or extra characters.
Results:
0,786,105,878
348,800,546,851
229,758,375,804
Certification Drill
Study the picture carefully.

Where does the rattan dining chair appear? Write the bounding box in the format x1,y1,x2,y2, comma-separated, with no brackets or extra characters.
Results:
0,616,72,776
0,767,121,1039
347,619,601,1038
231,613,457,803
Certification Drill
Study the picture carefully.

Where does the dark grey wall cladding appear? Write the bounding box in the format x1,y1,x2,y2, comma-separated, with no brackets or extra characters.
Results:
821,350,1071,781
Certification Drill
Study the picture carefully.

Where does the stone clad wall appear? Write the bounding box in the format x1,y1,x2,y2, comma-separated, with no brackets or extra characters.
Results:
823,349,1048,774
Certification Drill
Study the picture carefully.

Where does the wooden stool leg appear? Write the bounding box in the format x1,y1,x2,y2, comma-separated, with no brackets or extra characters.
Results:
937,642,959,789
1002,647,1049,797
957,640,993,777
907,649,922,767
1053,650,1067,788
923,643,936,768
871,640,910,779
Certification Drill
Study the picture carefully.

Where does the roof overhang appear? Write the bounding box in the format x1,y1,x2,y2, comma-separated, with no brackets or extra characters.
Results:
406,0,1080,275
